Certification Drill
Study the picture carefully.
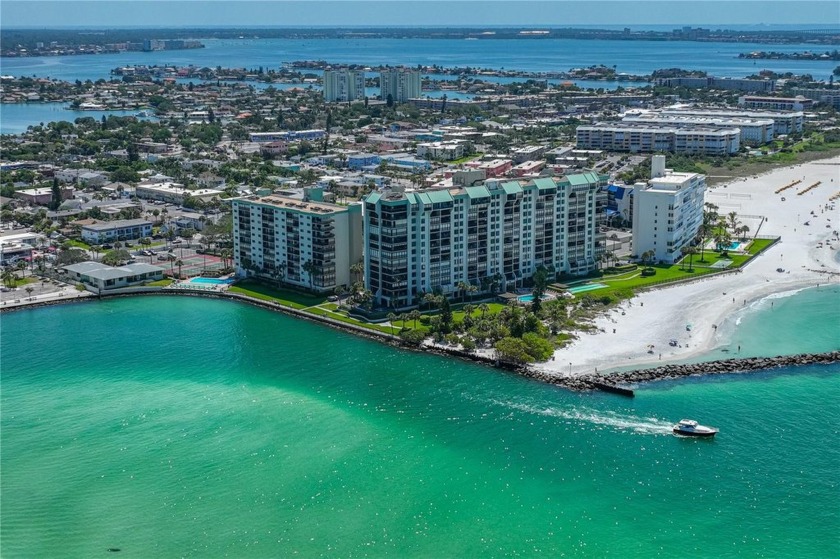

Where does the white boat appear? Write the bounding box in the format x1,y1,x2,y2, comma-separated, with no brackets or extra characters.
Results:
673,419,718,437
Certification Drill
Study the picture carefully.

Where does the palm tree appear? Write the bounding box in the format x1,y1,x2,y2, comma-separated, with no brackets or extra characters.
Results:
463,303,475,321
2,269,15,288
350,261,364,284
683,246,698,272
727,211,740,234
302,260,317,292
175,259,183,279
457,281,469,303
399,313,408,331
478,303,490,320
25,286,34,300
738,225,750,242
387,312,398,335
408,309,421,330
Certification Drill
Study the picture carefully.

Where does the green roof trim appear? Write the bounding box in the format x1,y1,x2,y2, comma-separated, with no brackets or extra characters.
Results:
532,177,557,191
501,181,523,195
425,190,454,204
365,191,381,204
464,185,491,199
566,172,600,186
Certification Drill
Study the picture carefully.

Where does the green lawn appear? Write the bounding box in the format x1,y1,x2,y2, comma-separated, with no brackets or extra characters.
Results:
228,280,327,309
65,239,91,250
306,305,394,334
591,239,777,297
146,278,174,287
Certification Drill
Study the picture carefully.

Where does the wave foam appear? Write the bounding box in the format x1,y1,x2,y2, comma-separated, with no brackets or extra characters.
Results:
492,398,673,435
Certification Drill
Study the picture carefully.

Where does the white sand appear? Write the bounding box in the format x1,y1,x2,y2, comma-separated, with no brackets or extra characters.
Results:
540,156,840,376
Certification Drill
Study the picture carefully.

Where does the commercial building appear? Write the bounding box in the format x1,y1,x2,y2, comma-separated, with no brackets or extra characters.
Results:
631,155,706,264
790,88,840,109
13,186,75,206
654,76,775,93
80,219,153,244
363,173,607,308
737,95,813,111
62,261,164,291
323,69,366,103
622,113,774,145
658,107,804,135
249,130,326,143
135,182,224,205
232,195,363,293
380,68,421,104
416,140,468,161
576,122,740,155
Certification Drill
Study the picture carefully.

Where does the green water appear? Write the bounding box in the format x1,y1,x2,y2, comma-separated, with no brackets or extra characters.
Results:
2,295,839,557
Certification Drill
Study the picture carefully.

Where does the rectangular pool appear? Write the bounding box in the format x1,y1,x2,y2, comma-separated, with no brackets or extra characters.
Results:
189,277,235,285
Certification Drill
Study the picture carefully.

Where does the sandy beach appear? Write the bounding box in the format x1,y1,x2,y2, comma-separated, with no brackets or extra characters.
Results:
541,156,840,377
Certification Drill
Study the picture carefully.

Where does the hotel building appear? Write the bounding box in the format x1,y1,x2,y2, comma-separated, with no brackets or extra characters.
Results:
380,68,421,104
631,155,706,264
363,173,607,308
323,69,366,103
232,196,363,292
576,122,740,155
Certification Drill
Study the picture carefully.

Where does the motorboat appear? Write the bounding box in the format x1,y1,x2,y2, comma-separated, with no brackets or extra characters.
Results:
673,419,718,437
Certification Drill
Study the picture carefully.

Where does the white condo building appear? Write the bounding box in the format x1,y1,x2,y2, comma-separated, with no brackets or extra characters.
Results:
576,122,740,155
380,68,421,104
632,155,706,264
323,69,366,103
233,196,363,292
363,173,607,309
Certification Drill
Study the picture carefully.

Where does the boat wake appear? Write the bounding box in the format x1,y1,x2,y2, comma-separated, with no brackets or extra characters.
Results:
492,398,673,435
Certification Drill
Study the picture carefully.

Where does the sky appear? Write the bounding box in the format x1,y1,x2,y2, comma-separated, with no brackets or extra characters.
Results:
1,0,838,28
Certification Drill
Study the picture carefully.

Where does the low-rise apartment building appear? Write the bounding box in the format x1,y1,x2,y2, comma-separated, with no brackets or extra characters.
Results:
659,107,804,135
80,219,153,243
232,195,363,292
363,173,607,308
62,261,164,291
737,95,813,111
576,122,740,155
136,182,224,204
631,155,706,264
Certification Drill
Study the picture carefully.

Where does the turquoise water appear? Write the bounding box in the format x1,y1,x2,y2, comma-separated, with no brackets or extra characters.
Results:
569,282,609,294
2,293,838,557
189,277,234,285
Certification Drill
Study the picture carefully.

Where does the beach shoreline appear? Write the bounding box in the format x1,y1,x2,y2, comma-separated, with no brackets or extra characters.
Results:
539,156,840,377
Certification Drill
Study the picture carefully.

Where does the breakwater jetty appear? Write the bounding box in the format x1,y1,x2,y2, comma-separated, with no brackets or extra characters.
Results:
529,352,840,394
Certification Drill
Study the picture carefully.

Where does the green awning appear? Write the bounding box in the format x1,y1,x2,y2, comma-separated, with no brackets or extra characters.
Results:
501,181,523,195
464,185,491,199
531,177,557,191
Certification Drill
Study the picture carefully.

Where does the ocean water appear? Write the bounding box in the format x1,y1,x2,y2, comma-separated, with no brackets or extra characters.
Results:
2,294,838,557
2,38,836,82
3,37,834,135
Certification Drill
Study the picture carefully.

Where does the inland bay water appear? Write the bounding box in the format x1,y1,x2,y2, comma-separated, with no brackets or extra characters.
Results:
2,292,838,557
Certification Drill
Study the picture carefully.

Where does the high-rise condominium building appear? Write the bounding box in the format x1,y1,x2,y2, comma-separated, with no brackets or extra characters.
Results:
631,155,706,264
363,174,607,309
323,69,366,103
233,196,363,292
379,68,421,104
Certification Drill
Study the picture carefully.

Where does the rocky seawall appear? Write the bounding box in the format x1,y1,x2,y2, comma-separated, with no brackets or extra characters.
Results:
528,352,840,393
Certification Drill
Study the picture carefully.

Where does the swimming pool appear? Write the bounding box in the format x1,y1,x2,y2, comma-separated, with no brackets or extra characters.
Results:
568,283,608,294
517,294,551,303
727,241,742,251
189,277,235,285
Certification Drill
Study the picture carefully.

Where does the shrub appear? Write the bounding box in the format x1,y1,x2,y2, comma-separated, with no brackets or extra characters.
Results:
641,268,657,277
399,329,426,346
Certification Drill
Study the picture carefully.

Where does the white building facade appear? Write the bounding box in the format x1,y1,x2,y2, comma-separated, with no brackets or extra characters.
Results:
363,173,607,308
232,196,363,292
323,69,366,103
631,156,706,264
576,123,740,155
380,69,421,104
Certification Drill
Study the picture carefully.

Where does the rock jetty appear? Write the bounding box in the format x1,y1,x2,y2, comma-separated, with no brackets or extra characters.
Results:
526,352,840,393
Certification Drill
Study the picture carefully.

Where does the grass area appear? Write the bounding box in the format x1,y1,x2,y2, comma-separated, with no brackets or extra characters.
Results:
590,239,777,298
146,278,174,287
228,279,327,309
306,305,394,334
450,154,482,165
4,276,38,288
64,239,91,250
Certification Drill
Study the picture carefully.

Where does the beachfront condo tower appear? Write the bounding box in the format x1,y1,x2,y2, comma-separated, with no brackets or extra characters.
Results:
631,155,706,264
379,68,421,104
363,174,607,309
323,69,366,103
233,195,363,292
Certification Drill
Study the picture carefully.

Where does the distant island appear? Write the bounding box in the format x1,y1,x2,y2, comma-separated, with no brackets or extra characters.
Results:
2,26,839,57
738,50,840,61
